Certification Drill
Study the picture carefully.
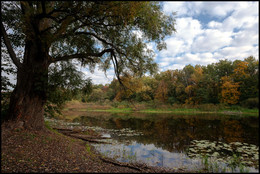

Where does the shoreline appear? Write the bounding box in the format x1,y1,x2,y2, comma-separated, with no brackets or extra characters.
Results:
1,124,188,173
62,101,259,117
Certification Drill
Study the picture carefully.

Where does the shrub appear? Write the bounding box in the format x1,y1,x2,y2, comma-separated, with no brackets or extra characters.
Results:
171,103,182,109
197,104,218,111
111,101,119,108
81,97,86,103
241,98,259,109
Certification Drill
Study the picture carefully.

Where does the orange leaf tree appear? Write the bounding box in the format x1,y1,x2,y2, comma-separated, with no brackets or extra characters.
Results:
220,76,241,104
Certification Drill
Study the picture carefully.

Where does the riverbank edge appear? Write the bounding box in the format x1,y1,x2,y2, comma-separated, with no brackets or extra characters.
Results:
62,101,259,117
64,107,259,117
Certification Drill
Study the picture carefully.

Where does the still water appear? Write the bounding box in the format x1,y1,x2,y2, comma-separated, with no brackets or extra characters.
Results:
58,112,259,172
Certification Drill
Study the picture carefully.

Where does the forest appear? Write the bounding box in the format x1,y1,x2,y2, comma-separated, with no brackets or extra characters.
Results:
78,56,258,109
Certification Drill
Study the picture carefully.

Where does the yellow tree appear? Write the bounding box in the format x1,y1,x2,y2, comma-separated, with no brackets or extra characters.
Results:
184,66,203,104
114,75,144,101
155,80,168,102
232,61,249,80
220,76,241,104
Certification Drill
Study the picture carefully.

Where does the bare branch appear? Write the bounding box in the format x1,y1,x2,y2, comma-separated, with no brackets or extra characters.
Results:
1,22,22,69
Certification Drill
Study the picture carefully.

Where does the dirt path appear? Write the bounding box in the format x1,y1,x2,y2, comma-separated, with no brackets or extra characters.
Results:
1,126,186,173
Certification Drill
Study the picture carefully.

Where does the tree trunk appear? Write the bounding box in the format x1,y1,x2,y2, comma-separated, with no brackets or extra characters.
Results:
6,40,49,130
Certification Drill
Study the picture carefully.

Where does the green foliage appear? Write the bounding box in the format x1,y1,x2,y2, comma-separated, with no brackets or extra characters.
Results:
87,88,105,103
44,120,52,130
111,101,120,108
45,61,93,117
85,144,91,153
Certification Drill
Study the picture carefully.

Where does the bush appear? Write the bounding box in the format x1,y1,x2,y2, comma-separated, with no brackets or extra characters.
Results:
81,97,86,103
171,103,182,109
241,98,259,109
111,101,119,108
197,104,218,111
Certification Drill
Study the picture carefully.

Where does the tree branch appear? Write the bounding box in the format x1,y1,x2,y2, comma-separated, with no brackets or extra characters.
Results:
1,22,22,69
75,31,126,56
41,1,46,14
51,48,114,63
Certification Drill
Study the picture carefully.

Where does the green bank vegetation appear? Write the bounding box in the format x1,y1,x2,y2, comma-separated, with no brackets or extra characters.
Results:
63,101,258,117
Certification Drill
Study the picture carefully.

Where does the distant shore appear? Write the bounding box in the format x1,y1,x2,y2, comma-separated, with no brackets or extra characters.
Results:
61,100,259,117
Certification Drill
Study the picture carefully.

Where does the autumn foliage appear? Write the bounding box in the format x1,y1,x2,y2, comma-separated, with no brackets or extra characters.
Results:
220,76,241,104
86,56,258,107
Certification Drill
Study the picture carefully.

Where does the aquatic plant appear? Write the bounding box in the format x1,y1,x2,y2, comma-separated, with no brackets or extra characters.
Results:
188,139,258,172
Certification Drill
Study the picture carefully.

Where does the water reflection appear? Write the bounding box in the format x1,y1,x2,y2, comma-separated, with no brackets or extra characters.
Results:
72,112,259,171
72,113,259,148
93,140,202,170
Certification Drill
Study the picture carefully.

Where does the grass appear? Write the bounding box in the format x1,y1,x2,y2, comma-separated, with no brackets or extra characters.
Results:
140,108,208,114
62,101,259,117
80,107,258,116
200,154,250,173
77,107,133,113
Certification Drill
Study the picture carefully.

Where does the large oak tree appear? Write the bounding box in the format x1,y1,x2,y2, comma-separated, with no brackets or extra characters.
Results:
1,1,176,130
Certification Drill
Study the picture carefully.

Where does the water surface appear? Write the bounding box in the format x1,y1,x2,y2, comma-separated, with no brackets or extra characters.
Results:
63,112,259,172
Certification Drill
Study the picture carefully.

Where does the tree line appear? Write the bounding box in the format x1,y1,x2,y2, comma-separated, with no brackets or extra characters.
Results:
85,56,258,108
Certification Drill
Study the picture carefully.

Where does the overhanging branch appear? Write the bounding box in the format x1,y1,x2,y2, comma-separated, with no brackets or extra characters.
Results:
1,22,22,69
51,48,114,63
74,32,126,57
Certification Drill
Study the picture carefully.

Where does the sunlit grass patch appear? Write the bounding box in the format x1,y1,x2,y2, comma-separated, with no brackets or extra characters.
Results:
139,108,211,114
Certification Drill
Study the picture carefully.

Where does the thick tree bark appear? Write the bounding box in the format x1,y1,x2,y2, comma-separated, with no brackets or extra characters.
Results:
6,40,50,130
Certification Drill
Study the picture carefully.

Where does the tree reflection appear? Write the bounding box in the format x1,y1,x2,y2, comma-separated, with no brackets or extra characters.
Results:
72,113,259,153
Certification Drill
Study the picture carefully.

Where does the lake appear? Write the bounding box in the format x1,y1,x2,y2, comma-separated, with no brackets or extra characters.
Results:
47,112,259,172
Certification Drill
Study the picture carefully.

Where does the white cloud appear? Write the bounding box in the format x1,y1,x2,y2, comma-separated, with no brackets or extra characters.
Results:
163,63,185,71
231,29,258,47
219,2,258,32
156,17,202,60
82,67,115,85
207,21,222,29
175,17,203,43
191,29,233,52
163,1,240,18
159,38,185,58
217,45,258,60
157,1,259,73
156,17,203,70
163,1,187,16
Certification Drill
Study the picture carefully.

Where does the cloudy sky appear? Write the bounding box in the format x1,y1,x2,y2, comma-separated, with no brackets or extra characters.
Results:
84,1,259,85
